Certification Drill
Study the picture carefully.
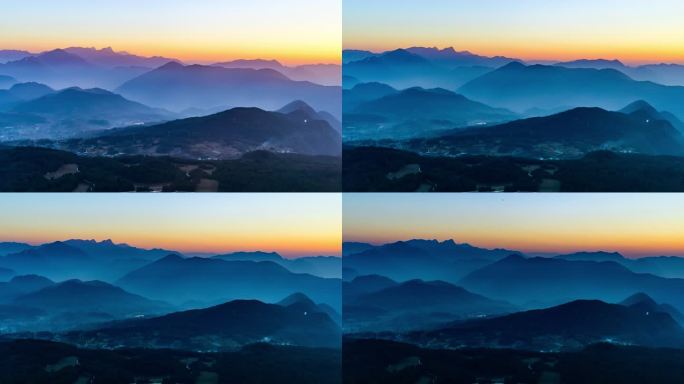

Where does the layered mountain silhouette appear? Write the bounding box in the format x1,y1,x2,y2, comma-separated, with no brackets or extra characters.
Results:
61,104,341,159
343,82,398,111
410,299,684,351
0,275,54,302
347,87,518,139
213,59,341,86
0,242,31,256
343,50,377,64
0,75,17,89
555,251,684,279
343,47,514,89
458,62,684,120
343,275,398,302
555,59,684,86
64,297,341,350
429,103,684,158
214,252,341,278
620,293,684,324
0,48,178,89
0,50,32,63
116,62,341,118
0,240,177,282
0,82,54,105
404,47,518,68
620,100,684,132
459,254,684,311
116,254,341,309
344,240,520,283
62,46,178,69
345,279,515,331
12,279,171,318
6,87,174,136
278,100,341,133
278,292,341,325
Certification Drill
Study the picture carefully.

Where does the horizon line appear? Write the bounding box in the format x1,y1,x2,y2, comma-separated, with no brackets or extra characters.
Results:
342,45,684,66
0,45,341,67
343,237,684,259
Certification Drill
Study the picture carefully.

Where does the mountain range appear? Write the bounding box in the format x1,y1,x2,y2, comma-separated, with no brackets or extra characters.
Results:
555,59,684,86
459,254,684,311
214,252,341,278
213,59,340,86
422,102,684,158
345,87,517,140
343,47,517,89
344,277,515,332
63,296,341,351
0,239,175,282
116,62,341,118
343,239,520,283
0,49,154,89
458,62,684,120
116,254,341,309
409,298,684,351
58,103,341,159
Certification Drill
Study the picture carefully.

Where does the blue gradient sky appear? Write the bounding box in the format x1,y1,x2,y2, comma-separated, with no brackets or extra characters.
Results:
344,194,684,258
1,0,341,64
344,0,684,64
0,194,341,257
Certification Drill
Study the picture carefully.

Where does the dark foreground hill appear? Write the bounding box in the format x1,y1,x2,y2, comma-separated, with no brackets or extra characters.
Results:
0,339,340,384
344,338,684,384
428,105,684,158
0,146,340,192
343,146,684,192
409,299,684,351
60,105,342,159
64,298,341,350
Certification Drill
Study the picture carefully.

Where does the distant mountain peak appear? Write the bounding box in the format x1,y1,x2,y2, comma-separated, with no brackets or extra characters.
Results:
499,61,526,70
621,292,658,307
621,100,659,115
157,61,184,70
278,100,317,115
278,292,316,307
158,254,185,263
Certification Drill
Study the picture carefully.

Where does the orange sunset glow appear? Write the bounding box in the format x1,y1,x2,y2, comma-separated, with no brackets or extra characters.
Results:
0,194,342,257
1,0,341,65
343,194,684,258
344,0,684,65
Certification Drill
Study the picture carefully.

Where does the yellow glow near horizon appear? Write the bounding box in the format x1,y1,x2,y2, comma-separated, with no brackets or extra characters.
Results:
0,0,341,65
344,0,684,65
344,194,684,258
0,194,342,258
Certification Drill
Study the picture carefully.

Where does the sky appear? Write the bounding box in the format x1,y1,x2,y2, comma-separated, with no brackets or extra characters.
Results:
0,194,341,258
0,0,341,65
344,0,684,65
344,194,684,258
